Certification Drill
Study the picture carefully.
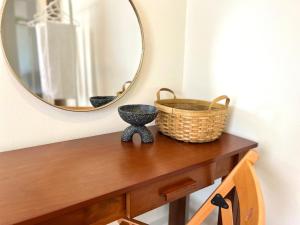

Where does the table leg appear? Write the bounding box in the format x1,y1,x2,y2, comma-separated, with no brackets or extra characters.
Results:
169,196,189,225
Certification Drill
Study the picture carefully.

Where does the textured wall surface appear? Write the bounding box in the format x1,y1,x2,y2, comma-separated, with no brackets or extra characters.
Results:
183,0,300,224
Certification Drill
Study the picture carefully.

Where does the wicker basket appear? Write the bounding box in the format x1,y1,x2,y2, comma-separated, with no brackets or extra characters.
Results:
154,88,230,143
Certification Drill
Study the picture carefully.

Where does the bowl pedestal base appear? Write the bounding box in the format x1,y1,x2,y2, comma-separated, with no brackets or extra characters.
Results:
121,126,154,143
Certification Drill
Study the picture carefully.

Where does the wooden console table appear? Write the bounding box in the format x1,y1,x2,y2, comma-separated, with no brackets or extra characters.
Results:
0,127,257,225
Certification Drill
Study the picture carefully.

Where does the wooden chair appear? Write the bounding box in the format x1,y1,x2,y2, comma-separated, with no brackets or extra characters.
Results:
119,150,265,225
187,150,265,225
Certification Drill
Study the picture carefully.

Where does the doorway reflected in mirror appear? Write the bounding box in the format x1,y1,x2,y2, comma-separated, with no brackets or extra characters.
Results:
1,0,144,111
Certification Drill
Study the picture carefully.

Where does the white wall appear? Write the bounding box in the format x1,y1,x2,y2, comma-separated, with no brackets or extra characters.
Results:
183,0,300,224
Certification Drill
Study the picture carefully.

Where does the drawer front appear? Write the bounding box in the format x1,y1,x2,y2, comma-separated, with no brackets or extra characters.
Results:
127,164,216,217
38,195,126,225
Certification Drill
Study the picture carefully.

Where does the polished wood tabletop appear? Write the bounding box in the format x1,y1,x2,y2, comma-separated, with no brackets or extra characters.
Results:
0,127,257,225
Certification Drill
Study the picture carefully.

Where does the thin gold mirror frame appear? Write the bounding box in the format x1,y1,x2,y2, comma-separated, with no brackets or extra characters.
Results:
0,0,145,112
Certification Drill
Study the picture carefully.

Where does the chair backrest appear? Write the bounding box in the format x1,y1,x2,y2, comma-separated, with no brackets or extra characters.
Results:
187,150,265,225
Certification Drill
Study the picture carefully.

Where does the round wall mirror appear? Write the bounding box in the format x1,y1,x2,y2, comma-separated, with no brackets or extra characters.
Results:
1,0,144,111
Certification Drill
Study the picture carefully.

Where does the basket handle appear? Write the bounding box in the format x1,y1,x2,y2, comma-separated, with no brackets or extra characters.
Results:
156,88,177,101
116,81,132,96
209,95,230,110
122,81,132,92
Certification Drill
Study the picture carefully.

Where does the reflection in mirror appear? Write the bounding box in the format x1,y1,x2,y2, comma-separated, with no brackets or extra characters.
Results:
1,0,143,111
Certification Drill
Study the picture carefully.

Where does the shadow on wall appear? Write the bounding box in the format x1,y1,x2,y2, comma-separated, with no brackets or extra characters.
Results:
227,106,297,223
183,1,230,99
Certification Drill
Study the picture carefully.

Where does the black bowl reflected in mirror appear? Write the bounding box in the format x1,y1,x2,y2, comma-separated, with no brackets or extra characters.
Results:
118,104,158,143
90,96,116,108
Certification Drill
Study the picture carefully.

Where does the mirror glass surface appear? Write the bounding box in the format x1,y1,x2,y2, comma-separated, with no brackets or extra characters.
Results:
1,0,143,111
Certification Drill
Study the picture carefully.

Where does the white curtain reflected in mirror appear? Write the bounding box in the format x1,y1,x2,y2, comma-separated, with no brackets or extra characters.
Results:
1,0,143,111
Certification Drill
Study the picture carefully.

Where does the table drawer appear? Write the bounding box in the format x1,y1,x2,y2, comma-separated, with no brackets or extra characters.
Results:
127,164,216,217
39,195,126,225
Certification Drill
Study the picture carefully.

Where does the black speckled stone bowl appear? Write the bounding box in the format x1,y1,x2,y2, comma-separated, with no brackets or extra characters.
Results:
118,105,158,143
90,96,116,108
